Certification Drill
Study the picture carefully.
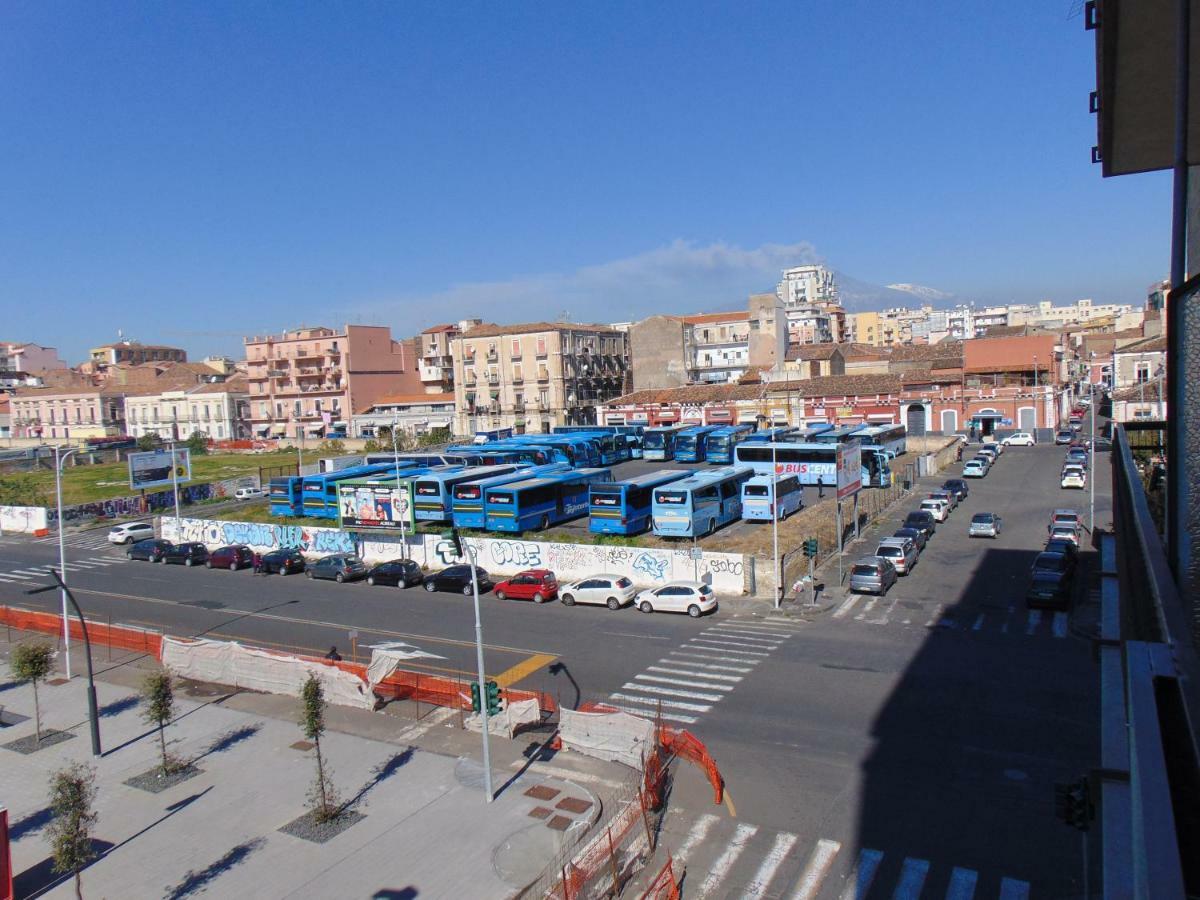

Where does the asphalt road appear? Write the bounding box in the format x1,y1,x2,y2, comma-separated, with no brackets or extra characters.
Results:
0,440,1107,898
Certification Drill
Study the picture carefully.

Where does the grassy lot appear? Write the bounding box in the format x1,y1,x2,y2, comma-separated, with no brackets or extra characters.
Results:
1,450,325,507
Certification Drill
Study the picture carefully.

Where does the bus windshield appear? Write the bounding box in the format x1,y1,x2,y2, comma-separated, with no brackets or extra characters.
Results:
643,432,667,450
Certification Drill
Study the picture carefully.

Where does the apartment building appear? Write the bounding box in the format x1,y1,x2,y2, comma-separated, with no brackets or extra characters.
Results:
0,342,68,374
683,312,750,383
124,377,251,442
243,325,421,440
352,393,456,438
417,323,464,393
451,322,628,434
10,387,128,440
90,340,187,367
1112,334,1166,389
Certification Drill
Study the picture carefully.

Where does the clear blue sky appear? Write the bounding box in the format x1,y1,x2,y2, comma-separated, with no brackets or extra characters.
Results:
0,0,1170,362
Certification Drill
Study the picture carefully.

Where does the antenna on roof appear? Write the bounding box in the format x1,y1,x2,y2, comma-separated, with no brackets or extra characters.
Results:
557,310,572,323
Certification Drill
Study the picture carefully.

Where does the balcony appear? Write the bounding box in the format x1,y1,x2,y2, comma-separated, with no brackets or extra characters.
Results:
511,371,523,383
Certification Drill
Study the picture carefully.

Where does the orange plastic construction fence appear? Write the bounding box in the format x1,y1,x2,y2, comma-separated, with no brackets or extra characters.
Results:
639,857,680,900
0,605,163,659
660,725,724,805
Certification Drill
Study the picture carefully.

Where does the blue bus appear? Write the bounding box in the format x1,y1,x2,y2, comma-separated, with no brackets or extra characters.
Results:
705,425,755,464
510,436,603,467
269,475,304,516
484,468,614,532
674,426,722,463
811,426,862,445
450,463,571,528
642,425,688,461
651,466,754,538
556,431,626,465
741,474,804,521
733,439,888,488
795,423,836,441
588,470,689,535
743,427,799,444
850,423,907,458
553,426,638,463
447,444,560,467
300,462,435,519
411,465,522,523
473,428,514,444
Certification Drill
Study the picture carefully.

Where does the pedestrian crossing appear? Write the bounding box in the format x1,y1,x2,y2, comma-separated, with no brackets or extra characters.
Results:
606,620,798,725
0,557,121,584
829,594,1072,640
663,811,1033,900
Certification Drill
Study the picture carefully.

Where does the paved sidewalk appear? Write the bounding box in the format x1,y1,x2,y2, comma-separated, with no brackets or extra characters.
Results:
0,642,628,899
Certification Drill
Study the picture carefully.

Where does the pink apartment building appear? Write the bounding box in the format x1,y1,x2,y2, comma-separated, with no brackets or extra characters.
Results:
10,388,128,440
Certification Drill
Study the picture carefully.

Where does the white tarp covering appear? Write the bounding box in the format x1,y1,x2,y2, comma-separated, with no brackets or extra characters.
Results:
365,647,444,689
463,698,542,738
161,637,372,709
558,709,657,770
0,505,48,534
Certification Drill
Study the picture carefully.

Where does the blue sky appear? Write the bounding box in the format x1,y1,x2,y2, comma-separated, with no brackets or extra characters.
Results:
0,1,1170,362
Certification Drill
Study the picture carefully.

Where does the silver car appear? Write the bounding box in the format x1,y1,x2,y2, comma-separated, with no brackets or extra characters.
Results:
849,557,898,595
875,538,917,575
969,511,1002,538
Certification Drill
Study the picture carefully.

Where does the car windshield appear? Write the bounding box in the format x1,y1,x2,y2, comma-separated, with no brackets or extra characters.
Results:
877,546,901,557
1035,553,1067,571
852,565,878,577
972,514,994,524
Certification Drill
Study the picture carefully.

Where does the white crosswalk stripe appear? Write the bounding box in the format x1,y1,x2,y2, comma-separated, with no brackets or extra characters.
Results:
742,831,798,900
837,848,884,900
674,813,719,862
669,650,761,666
687,637,773,653
945,866,979,900
645,665,743,682
696,823,758,898
891,856,930,899
702,629,783,644
998,877,1031,900
608,692,709,714
633,673,734,692
829,598,1072,640
1025,610,1042,636
618,682,724,702
832,595,861,619
1052,611,1069,638
686,640,770,656
0,571,32,579
791,838,842,900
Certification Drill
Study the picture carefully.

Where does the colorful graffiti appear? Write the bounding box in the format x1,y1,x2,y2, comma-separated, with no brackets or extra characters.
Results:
162,517,354,556
49,477,252,525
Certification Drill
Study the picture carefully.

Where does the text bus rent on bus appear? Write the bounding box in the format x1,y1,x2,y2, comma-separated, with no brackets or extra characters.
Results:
588,470,689,535
411,464,521,523
651,466,754,538
641,425,688,461
484,468,614,532
450,464,571,529
741,473,804,521
733,439,888,488
705,424,755,464
674,425,722,463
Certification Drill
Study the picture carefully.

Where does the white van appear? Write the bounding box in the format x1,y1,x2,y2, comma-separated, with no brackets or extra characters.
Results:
741,474,803,521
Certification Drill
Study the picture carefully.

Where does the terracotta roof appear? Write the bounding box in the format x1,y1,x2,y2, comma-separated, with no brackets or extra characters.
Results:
607,383,766,406
737,365,767,384
12,385,125,398
1114,334,1166,354
421,324,459,334
841,343,889,360
188,375,247,395
901,368,964,386
890,340,963,362
458,321,617,339
367,393,456,407
680,311,749,325
763,373,903,398
785,343,842,361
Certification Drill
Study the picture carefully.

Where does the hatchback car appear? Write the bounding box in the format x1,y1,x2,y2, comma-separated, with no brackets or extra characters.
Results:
1055,430,1075,445
1026,570,1071,609
919,498,949,523
849,557,898,595
962,460,987,478
234,487,266,501
903,510,937,539
1061,468,1087,490
928,489,957,511
494,569,559,603
1049,524,1081,546
977,447,999,464
127,538,173,562
942,479,969,501
365,559,424,588
162,542,210,567
968,512,1002,538
207,545,254,570
893,526,927,553
560,574,638,609
1002,432,1035,446
1051,509,1082,530
307,554,368,583
262,547,306,575
634,581,717,617
423,565,491,595
108,522,155,545
875,538,917,575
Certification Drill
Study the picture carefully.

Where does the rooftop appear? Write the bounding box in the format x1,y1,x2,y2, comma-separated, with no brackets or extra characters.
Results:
366,392,456,407
680,311,750,325
785,343,843,362
457,321,618,339
1114,334,1167,354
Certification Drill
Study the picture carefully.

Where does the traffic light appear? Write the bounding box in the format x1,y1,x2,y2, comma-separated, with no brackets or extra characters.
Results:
803,538,819,558
485,680,503,716
442,528,464,557
469,681,481,713
1053,778,1092,831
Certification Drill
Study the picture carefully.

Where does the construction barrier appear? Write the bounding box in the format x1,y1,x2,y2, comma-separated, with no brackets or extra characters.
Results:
0,605,163,658
660,726,724,805
639,858,680,900
559,708,657,769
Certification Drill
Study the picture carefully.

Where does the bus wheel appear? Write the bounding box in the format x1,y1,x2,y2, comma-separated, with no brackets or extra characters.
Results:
540,515,549,530
708,519,716,535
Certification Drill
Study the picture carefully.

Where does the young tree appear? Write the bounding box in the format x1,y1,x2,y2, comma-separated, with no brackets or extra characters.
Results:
48,762,98,900
184,431,210,456
11,641,55,744
140,671,179,775
299,672,339,822
136,433,160,452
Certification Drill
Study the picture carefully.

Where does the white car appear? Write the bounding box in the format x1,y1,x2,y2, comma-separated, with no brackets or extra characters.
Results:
985,440,1005,455
559,574,638,610
234,487,266,501
1061,468,1087,489
634,581,718,617
963,460,987,478
919,498,950,522
1003,432,1035,446
108,522,155,545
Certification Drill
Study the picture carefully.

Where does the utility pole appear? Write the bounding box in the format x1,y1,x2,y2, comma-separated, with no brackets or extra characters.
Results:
391,414,407,550
457,534,493,803
53,445,80,678
772,429,780,609
1089,352,1096,533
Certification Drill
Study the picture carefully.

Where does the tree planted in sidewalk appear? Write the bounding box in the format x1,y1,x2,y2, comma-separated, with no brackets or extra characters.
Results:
10,641,55,743
299,672,340,822
48,762,98,900
140,671,183,775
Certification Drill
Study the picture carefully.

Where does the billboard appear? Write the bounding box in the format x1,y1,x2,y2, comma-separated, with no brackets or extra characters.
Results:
128,448,192,491
835,441,862,500
337,480,413,531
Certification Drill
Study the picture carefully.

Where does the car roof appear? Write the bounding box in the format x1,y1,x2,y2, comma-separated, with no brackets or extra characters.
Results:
971,511,995,518
573,572,626,582
877,537,907,547
853,556,886,566
511,568,553,577
1053,508,1080,517
659,580,706,589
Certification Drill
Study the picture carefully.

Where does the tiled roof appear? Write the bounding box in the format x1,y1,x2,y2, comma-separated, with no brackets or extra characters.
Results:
889,340,963,362
1114,334,1166,354
841,343,889,360
458,321,618,339
607,383,766,406
680,311,750,325
188,375,247,395
421,324,459,334
785,343,842,361
901,368,964,385
763,373,903,397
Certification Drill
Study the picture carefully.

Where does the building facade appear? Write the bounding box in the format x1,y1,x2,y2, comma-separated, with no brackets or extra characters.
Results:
418,323,464,394
124,379,251,442
352,393,457,438
90,341,188,367
1111,335,1166,389
0,342,68,374
10,388,128,440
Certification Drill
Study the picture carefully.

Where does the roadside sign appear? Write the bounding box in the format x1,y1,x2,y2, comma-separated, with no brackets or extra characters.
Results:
835,442,862,500
690,547,704,561
337,479,414,530
128,448,192,491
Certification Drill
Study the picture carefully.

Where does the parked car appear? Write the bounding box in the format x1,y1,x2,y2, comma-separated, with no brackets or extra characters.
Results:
162,542,210,567
919,498,950,522
1087,438,1113,453
903,510,937,539
972,454,994,470
307,554,368,583
1061,468,1087,490
963,460,987,478
1055,430,1075,445
893,526,927,554
1002,432,1035,446
127,538,172,562
365,559,424,588
968,512,1002,538
1026,569,1072,609
985,440,1004,455
234,487,266,501
633,581,717,617
977,446,999,464
261,547,306,575
423,564,491,595
849,557,898,595
560,574,638,609
494,569,559,603
207,545,254,570
876,537,917,575
108,522,155,545
928,489,957,511
1051,509,1083,530
942,479,969,501
1049,524,1081,546
1032,550,1075,577
1045,537,1080,562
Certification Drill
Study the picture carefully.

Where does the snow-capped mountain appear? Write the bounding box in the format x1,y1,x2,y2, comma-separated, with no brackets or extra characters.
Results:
885,283,955,302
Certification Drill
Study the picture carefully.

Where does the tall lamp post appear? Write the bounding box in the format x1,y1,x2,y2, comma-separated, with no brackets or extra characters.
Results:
1033,354,1039,430
772,426,781,609
1089,352,1097,533
390,414,408,550
447,529,492,803
53,445,80,678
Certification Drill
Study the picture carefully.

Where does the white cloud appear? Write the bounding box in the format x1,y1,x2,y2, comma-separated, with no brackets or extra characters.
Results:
364,239,822,325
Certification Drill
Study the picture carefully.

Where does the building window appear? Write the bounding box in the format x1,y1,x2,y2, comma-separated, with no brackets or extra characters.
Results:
512,339,521,357
1135,362,1151,383
536,338,547,356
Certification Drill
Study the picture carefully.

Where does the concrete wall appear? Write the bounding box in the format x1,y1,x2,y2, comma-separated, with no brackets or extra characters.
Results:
629,316,690,391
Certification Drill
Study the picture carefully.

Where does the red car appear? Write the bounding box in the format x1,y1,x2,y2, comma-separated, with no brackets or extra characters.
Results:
207,545,255,571
493,569,559,603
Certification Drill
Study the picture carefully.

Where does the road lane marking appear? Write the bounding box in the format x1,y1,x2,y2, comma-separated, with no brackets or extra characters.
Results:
646,665,742,682
619,682,724,702
945,866,978,900
686,641,770,657
868,597,899,625
1025,610,1042,635
599,631,671,640
790,838,841,900
742,831,798,899
832,596,860,619
634,673,733,691
717,624,794,637
836,848,884,900
670,650,761,666
924,605,944,627
854,598,877,621
891,856,930,900
0,571,32,579
675,813,720,862
493,653,557,689
660,656,752,673
608,692,709,714
998,877,1030,900
688,637,773,652
697,823,758,898
1052,611,1069,638
703,629,784,644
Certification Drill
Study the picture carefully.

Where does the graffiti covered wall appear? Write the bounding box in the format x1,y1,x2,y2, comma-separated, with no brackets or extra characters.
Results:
50,477,255,525
0,505,48,534
160,516,356,556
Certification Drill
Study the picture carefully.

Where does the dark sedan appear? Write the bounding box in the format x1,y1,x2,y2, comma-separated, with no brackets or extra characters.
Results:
366,559,424,588
422,565,491,596
306,555,368,583
1045,538,1080,564
1026,570,1071,609
1032,550,1075,577
262,548,306,575
207,545,254,571
903,510,937,540
163,542,210,567
127,538,173,562
941,479,969,502
892,526,927,553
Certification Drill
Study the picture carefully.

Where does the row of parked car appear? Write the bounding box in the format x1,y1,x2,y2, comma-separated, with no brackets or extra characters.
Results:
1026,509,1083,609
122,535,718,617
962,439,1006,479
1060,441,1090,490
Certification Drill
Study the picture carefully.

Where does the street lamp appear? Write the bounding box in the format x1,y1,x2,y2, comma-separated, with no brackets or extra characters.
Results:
1033,355,1039,429
446,530,493,803
1089,351,1096,533
390,414,408,550
53,445,80,678
772,426,781,610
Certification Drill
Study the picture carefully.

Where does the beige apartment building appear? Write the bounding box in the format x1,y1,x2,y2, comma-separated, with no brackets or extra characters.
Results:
451,322,628,435
243,325,421,440
124,377,251,442
10,388,128,440
90,340,188,367
417,323,463,393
